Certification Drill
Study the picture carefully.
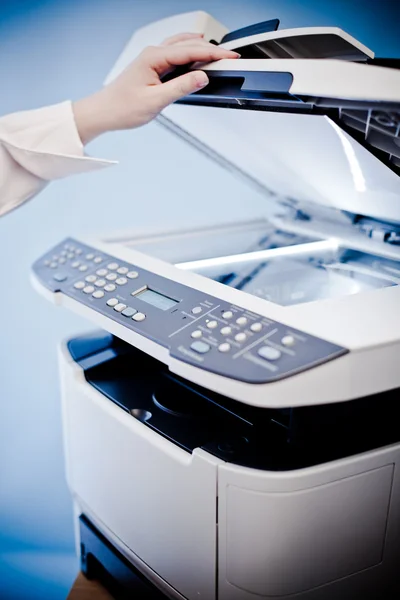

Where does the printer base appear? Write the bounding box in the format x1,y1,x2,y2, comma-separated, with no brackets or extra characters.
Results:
78,515,167,600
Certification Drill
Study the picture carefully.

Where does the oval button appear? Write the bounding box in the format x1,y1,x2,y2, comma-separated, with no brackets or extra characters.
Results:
258,346,281,361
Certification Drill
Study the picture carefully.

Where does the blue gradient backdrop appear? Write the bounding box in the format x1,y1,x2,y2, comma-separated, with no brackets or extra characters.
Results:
0,1,399,598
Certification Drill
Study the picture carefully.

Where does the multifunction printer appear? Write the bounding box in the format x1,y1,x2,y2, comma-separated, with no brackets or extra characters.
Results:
32,11,400,600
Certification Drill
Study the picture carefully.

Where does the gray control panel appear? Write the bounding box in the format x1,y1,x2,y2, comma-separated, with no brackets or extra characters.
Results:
33,238,347,383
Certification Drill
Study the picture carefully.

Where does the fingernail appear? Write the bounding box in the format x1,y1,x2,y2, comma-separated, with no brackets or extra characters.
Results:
232,52,241,57
195,72,209,88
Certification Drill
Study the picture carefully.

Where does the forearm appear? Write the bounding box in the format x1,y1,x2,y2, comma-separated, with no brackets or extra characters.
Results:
72,89,117,146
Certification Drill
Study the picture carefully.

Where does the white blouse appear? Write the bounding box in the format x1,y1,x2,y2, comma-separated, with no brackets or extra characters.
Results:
0,101,115,217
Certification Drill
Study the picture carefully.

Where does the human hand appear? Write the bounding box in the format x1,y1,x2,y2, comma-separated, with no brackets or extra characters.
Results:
73,33,239,145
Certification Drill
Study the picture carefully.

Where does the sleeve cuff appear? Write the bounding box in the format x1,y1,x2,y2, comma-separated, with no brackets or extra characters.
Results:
0,101,117,181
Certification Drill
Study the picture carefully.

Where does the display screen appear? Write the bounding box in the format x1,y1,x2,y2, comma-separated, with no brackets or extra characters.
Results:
135,288,178,311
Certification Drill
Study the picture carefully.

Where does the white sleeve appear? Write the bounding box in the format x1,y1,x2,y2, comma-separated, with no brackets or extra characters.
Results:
0,100,117,217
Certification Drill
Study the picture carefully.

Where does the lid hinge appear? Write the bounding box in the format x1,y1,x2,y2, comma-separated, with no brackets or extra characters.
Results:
355,216,400,245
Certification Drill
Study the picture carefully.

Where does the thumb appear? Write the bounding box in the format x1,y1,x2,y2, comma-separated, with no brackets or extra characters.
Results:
155,70,209,109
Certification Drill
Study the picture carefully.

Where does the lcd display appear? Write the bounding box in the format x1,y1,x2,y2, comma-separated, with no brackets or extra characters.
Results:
135,288,178,311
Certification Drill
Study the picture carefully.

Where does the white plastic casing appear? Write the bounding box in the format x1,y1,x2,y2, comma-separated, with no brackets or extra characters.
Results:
61,343,400,600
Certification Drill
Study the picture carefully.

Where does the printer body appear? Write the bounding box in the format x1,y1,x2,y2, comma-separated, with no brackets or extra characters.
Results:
32,11,400,600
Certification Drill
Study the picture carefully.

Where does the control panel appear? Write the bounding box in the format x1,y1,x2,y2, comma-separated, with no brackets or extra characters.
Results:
32,238,347,383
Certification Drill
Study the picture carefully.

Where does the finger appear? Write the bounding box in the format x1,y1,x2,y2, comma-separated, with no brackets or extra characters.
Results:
161,33,204,46
168,38,217,49
152,70,209,109
150,45,240,75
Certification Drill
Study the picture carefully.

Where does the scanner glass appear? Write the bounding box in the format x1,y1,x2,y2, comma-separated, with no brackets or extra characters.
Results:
124,222,400,307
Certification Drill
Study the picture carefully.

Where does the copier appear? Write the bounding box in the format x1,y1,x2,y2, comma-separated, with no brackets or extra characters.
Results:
31,11,400,600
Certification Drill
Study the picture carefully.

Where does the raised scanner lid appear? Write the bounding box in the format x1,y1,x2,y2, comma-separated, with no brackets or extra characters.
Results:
105,11,400,224
161,55,400,224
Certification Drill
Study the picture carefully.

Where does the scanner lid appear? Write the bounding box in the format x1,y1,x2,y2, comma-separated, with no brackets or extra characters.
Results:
105,12,400,228
161,55,400,228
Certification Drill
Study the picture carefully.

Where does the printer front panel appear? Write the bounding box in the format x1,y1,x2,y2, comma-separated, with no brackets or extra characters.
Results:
217,451,400,600
59,341,221,600
60,333,400,600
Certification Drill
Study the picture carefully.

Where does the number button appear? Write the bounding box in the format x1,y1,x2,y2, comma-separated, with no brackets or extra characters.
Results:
104,284,116,292
236,316,247,326
222,311,233,319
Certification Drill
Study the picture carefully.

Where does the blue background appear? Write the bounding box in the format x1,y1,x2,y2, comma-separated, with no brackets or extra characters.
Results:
0,1,399,598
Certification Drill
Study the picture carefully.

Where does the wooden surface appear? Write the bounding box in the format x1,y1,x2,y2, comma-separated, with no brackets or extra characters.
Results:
67,572,115,600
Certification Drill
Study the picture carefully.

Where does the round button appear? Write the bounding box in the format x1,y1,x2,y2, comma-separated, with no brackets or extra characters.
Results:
250,322,262,333
58,257,66,264
86,253,94,260
95,279,106,287
107,262,119,270
93,256,103,264
79,265,88,272
218,343,231,353
207,320,218,329
92,290,105,299
192,306,202,315
85,275,97,283
104,283,116,292
222,311,233,319
75,249,82,255
220,326,232,336
67,253,74,259
258,346,281,361
106,273,118,281
282,335,295,347
71,261,80,268
83,285,95,294
116,277,127,285
106,298,119,307
60,250,67,257
127,271,139,279
74,281,85,290
49,262,58,268
96,268,108,277
235,332,247,342
117,267,128,275
236,316,247,326
132,312,146,322
191,330,202,339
